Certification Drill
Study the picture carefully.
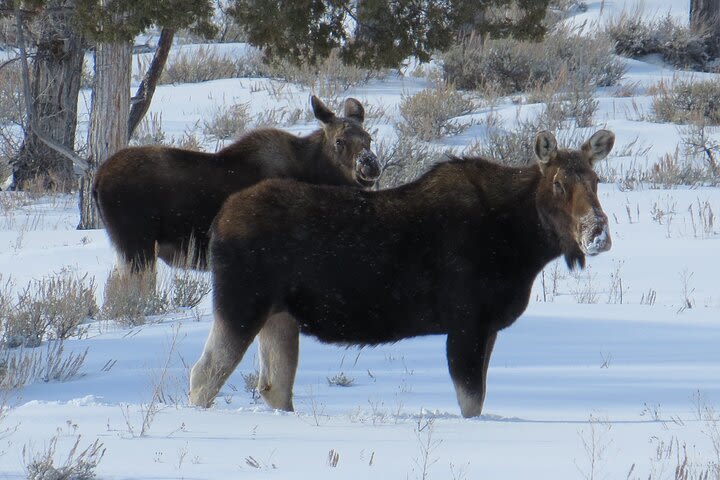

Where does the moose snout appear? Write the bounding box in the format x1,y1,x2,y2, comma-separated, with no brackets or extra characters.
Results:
582,213,611,256
357,149,380,181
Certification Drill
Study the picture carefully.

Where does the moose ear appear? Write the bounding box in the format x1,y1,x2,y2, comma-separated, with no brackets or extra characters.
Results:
343,98,365,124
582,129,615,164
534,130,557,171
311,95,336,124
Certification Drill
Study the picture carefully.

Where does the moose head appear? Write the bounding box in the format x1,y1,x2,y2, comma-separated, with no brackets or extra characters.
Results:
311,95,380,187
534,130,614,269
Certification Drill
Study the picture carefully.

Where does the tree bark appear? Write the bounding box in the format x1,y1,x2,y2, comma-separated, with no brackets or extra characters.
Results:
77,40,132,230
127,27,175,140
12,0,83,191
691,0,720,59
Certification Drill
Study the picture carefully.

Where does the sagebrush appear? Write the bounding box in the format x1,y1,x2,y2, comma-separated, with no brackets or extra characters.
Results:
442,26,625,96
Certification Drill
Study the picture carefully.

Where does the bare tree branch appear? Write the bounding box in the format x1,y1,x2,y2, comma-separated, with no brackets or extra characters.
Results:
127,27,175,139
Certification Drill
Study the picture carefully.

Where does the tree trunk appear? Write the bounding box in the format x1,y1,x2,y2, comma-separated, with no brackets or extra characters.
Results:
77,41,132,230
12,0,83,191
691,0,720,59
127,27,175,139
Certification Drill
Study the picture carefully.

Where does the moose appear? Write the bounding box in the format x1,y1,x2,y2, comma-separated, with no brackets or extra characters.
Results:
189,129,615,418
93,96,380,273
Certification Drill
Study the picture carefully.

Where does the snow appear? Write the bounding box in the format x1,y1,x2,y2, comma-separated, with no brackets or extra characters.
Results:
2,1,720,478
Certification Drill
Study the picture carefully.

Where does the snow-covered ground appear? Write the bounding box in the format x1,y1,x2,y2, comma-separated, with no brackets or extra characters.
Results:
2,1,720,478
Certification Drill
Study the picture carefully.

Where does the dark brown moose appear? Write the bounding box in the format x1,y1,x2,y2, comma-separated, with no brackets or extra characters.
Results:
93,96,380,272
190,130,614,417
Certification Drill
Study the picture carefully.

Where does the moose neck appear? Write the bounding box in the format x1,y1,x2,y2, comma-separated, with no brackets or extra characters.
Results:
460,159,565,274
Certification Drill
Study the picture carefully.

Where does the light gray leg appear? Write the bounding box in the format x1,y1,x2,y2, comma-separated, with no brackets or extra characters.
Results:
257,312,299,411
189,311,255,408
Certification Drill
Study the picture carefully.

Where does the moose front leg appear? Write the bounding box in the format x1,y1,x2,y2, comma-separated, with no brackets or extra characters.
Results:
446,329,498,418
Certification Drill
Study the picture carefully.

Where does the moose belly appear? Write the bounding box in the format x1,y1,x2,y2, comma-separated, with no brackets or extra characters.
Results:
285,272,443,346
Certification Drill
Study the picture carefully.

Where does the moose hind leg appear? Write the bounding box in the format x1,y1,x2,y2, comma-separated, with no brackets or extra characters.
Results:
257,312,299,411
189,309,262,408
446,330,498,418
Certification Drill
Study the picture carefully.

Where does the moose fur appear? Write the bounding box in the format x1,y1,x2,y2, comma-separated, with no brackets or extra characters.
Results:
190,130,615,418
93,96,380,272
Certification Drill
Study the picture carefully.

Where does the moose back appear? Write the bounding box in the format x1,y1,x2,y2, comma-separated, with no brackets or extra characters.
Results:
190,130,615,418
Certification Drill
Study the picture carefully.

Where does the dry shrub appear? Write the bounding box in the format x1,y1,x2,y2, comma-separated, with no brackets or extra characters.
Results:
2,271,97,349
398,84,475,141
24,434,105,480
376,133,446,189
466,108,585,167
265,49,385,98
606,12,712,70
130,112,166,146
0,274,12,331
170,128,203,151
651,77,720,125
157,45,265,84
101,269,169,326
253,107,305,128
1,340,88,390
203,102,251,141
647,149,720,188
164,238,211,309
442,26,625,96
527,66,599,128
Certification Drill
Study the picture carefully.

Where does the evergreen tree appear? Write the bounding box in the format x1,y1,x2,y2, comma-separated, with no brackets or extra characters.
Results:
230,0,549,68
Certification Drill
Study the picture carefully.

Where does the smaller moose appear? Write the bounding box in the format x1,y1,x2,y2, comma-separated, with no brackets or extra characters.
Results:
93,96,379,273
190,130,614,418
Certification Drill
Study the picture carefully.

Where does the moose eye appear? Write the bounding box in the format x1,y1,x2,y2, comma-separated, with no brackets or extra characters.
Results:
553,180,564,194
335,139,345,148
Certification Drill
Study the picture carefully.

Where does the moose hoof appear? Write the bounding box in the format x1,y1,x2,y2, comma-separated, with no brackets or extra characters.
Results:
259,383,294,411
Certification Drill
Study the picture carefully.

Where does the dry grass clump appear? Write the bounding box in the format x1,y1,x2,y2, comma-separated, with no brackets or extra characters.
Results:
101,269,169,326
442,26,625,96
397,84,475,141
606,13,712,71
651,78,720,125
